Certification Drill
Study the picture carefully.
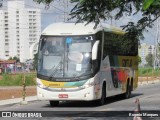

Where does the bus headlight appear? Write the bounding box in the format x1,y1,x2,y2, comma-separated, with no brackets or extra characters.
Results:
84,53,90,58
37,80,47,89
81,81,94,89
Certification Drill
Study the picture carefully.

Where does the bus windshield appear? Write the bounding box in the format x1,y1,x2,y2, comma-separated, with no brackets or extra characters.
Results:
37,35,94,81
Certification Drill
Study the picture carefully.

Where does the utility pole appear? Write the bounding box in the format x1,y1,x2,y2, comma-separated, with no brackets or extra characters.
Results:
0,0,3,7
154,18,160,69
59,0,69,22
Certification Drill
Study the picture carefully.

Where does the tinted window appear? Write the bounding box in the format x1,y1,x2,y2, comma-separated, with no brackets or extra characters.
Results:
103,32,138,58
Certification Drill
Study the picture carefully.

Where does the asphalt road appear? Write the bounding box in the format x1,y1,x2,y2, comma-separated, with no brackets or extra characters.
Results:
0,82,160,120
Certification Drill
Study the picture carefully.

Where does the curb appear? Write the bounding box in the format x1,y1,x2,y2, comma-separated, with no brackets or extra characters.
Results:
0,80,160,106
0,96,38,106
138,79,160,86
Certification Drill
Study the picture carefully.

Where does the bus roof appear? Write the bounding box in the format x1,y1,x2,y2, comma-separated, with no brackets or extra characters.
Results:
42,22,125,36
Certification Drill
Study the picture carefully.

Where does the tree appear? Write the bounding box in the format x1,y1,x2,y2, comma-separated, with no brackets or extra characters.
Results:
8,57,13,60
13,56,20,62
145,53,154,67
138,56,142,64
8,56,20,62
33,0,160,41
33,53,38,70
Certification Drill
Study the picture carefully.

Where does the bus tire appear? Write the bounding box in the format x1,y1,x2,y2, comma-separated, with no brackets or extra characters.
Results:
49,101,59,107
123,80,131,99
97,83,106,106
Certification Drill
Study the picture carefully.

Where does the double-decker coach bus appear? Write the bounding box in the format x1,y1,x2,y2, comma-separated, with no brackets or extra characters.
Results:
37,23,138,106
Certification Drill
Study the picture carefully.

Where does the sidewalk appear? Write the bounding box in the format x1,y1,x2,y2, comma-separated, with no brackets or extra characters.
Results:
0,86,36,101
0,96,38,106
0,79,160,106
0,86,37,106
138,79,160,86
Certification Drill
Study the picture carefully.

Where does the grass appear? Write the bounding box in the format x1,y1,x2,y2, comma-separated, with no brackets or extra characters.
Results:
0,68,159,86
0,73,36,86
138,68,160,77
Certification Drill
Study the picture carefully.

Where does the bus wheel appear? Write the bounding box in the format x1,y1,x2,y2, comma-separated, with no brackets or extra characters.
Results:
124,80,131,99
49,101,59,107
97,84,106,106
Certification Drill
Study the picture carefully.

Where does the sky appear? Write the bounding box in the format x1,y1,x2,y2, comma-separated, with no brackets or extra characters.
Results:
25,0,70,30
1,0,71,29
1,0,158,45
25,0,75,30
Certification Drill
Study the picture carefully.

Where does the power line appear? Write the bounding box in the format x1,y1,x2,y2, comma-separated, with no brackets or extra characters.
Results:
1,0,66,15
1,5,63,15
14,0,66,14
0,0,75,23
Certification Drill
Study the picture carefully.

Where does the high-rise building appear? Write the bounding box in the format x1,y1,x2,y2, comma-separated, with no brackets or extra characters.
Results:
139,43,155,66
0,0,41,62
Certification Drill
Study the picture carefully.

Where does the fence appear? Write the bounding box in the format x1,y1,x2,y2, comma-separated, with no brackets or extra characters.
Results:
138,68,160,83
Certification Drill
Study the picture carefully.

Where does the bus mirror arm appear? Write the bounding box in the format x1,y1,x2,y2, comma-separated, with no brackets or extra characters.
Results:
39,38,46,50
39,39,42,50
92,40,100,60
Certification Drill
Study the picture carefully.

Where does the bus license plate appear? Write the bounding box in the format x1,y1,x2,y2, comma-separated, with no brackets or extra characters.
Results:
58,94,68,98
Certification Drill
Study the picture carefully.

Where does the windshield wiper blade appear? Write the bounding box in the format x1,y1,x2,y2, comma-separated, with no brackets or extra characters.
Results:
72,72,92,80
49,61,63,80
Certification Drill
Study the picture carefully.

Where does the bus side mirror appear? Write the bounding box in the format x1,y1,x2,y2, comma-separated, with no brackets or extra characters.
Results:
40,38,46,50
92,40,99,60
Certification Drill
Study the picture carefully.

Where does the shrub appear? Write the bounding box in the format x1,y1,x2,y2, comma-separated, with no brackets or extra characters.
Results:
0,73,36,86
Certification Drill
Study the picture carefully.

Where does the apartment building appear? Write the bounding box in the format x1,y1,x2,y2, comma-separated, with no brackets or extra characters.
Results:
139,43,155,66
0,0,41,62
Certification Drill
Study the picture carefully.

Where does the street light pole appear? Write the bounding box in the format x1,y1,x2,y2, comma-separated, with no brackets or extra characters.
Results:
0,0,3,7
154,18,160,69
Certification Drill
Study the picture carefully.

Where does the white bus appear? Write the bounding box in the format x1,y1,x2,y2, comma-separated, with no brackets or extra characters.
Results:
37,23,138,106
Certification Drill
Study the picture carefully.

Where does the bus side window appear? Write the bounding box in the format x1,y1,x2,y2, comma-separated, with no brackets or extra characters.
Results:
94,32,102,73
103,32,138,57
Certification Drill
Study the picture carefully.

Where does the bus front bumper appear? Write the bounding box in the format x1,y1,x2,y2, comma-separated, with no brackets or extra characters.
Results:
37,85,101,101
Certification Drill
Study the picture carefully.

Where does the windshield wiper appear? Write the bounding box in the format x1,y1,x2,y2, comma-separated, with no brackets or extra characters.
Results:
49,61,63,80
71,72,93,80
